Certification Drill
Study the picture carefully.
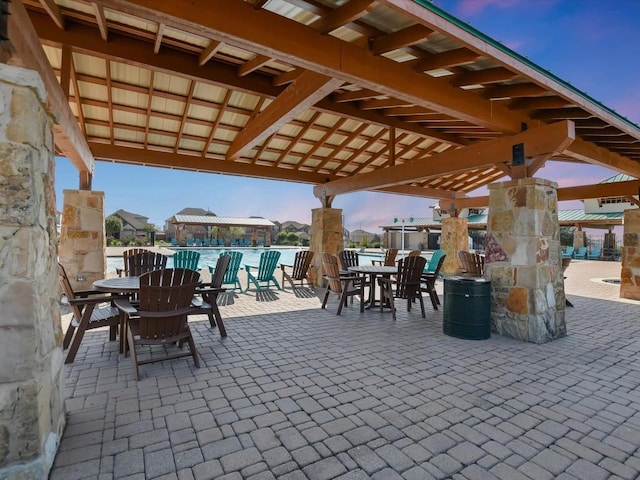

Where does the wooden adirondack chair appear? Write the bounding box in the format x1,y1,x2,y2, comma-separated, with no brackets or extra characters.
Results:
421,253,446,310
458,251,484,277
59,262,122,364
372,248,399,266
173,250,200,271
192,254,230,335
116,248,149,276
127,250,168,276
378,256,427,321
280,250,314,289
320,253,364,315
425,249,445,277
246,250,282,291
209,251,243,291
114,268,201,380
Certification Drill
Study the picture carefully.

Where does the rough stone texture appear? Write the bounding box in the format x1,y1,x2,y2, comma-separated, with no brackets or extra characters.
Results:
572,230,585,249
58,190,106,291
440,217,468,275
309,208,343,286
620,209,640,300
0,64,65,479
487,178,565,343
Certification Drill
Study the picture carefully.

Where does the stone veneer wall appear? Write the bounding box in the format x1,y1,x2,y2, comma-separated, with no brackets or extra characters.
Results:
440,217,468,275
59,190,106,291
486,178,566,344
620,209,640,300
310,208,343,286
0,65,65,478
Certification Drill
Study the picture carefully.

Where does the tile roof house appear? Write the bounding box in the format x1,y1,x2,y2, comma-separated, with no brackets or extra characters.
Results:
108,209,152,240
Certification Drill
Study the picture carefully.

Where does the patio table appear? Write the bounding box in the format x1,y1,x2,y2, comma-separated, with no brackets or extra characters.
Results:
348,265,397,309
93,276,140,293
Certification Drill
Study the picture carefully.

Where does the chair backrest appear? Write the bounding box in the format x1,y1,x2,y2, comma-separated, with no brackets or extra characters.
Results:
338,250,359,270
290,251,315,280
395,256,427,299
426,249,445,273
222,251,243,283
127,251,168,276
256,250,282,280
173,250,200,271
407,250,421,257
458,251,484,276
432,253,446,278
576,246,587,258
58,263,84,322
121,248,151,276
321,253,344,294
382,249,399,266
210,254,231,288
137,268,200,339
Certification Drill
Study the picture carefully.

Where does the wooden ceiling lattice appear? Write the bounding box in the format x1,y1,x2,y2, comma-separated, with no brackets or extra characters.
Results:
12,0,640,200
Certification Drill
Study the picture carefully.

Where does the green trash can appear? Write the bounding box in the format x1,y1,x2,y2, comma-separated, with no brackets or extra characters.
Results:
443,276,491,340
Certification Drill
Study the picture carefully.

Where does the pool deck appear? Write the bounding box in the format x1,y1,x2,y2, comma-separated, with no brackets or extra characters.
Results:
50,260,640,480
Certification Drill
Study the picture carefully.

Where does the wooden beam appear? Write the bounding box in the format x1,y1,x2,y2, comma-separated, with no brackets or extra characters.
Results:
453,179,640,210
451,67,518,87
10,0,94,178
312,0,376,34
273,68,303,86
333,88,380,103
59,44,71,99
198,40,223,66
226,70,343,160
564,138,640,178
103,0,528,132
370,24,433,55
313,120,575,198
90,142,331,184
38,0,65,29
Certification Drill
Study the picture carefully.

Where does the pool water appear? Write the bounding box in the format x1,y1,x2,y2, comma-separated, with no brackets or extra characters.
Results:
107,248,386,273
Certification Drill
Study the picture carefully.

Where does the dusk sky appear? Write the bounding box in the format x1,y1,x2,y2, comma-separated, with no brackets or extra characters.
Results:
54,0,640,232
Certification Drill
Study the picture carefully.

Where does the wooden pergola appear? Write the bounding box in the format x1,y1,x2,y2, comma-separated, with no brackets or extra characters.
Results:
7,0,640,207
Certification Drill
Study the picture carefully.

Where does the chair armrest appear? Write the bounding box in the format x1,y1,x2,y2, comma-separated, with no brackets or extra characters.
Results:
68,293,126,305
377,277,396,287
245,265,257,273
280,263,293,271
195,286,227,295
113,297,137,315
371,260,382,266
73,289,108,298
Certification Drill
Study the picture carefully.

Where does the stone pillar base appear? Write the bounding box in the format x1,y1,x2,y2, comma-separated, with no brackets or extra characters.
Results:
440,217,468,276
310,208,343,286
487,178,565,344
620,209,640,300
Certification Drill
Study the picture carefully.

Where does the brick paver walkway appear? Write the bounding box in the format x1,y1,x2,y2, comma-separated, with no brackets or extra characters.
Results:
50,261,640,480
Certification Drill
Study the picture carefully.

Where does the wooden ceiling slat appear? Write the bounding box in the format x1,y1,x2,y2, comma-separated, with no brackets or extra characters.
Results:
302,118,348,169
174,80,196,152
144,71,155,148
274,111,321,167
154,23,165,54
412,48,480,72
202,89,232,157
333,88,381,103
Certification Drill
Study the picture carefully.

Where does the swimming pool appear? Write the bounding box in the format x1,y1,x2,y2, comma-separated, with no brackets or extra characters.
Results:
106,247,386,273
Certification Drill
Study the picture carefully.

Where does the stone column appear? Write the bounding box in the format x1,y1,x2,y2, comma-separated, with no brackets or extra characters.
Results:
59,190,106,291
440,217,467,275
310,208,343,286
486,178,565,344
620,209,640,300
0,65,65,479
572,228,585,249
265,226,272,247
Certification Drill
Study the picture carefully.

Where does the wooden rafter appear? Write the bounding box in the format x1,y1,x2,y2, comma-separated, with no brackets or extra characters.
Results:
226,70,343,160
304,118,348,170
314,120,576,197
273,68,304,86
198,40,223,66
322,123,369,166
143,70,155,148
202,89,232,157
69,56,86,136
312,0,376,34
370,23,433,55
174,80,195,152
412,48,480,72
106,60,114,140
38,0,65,29
238,54,271,77
338,128,387,172
154,23,165,54
59,44,71,99
92,2,108,41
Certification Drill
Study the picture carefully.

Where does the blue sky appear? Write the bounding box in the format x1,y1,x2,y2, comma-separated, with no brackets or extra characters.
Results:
54,0,640,232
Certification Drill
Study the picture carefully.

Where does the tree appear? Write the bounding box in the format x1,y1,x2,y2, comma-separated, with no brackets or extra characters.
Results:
286,232,299,245
143,223,157,245
105,215,123,238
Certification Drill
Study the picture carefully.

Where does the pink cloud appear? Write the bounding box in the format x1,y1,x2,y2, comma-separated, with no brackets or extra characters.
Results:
456,0,523,16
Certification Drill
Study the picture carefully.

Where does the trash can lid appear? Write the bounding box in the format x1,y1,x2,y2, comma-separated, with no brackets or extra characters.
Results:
445,276,490,283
